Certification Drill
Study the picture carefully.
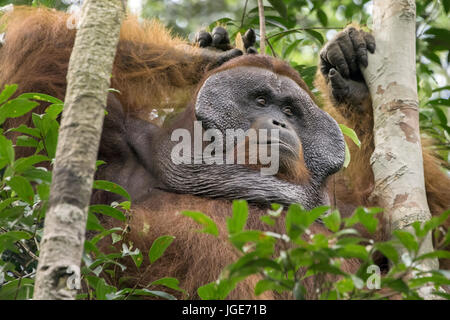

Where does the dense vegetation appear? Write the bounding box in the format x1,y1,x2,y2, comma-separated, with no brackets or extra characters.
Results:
0,0,448,300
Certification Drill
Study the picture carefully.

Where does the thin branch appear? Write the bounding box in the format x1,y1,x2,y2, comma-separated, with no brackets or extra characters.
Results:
267,26,344,40
257,0,266,54
240,0,249,29
265,38,277,57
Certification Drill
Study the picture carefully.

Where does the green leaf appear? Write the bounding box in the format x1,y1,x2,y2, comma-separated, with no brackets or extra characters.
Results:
432,106,448,126
374,242,399,264
285,204,307,239
148,235,175,264
13,155,49,173
268,0,287,18
432,85,450,93
7,124,41,138
95,278,116,300
22,167,52,183
339,124,361,148
86,211,104,231
317,9,328,26
428,98,450,107
0,84,18,105
89,204,126,222
90,227,123,245
119,201,131,211
37,183,50,201
0,231,32,242
17,92,63,104
93,180,130,201
45,103,64,120
43,119,58,158
130,249,143,268
150,277,186,294
226,200,249,235
285,205,328,240
343,142,350,168
15,135,39,148
409,275,450,288
393,230,418,253
260,215,275,226
323,209,341,232
443,0,450,13
6,176,34,204
0,278,34,300
230,258,282,278
0,98,39,125
419,210,450,235
197,282,219,300
283,39,301,59
416,250,450,261
254,279,287,296
308,206,329,225
355,207,380,234
425,28,450,51
130,289,177,300
336,278,354,294
305,29,324,45
0,135,14,168
337,244,369,260
228,230,276,252
197,279,237,300
208,17,235,30
307,261,346,275
385,278,410,294
181,210,219,236
0,230,32,253
0,198,17,212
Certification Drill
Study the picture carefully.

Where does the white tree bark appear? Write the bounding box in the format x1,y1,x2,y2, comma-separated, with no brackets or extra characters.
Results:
33,0,126,300
361,0,438,299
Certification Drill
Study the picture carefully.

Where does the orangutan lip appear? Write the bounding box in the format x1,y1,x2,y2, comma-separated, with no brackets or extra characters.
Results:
258,139,298,157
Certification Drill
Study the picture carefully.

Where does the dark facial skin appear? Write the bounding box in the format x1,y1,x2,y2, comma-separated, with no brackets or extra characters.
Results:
95,65,345,210
195,66,346,180
145,66,344,209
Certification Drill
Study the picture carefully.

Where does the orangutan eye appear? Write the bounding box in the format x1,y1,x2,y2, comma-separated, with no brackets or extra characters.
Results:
283,106,294,116
256,97,266,106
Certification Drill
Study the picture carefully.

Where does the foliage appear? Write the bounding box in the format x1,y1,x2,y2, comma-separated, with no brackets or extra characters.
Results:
0,0,448,300
184,200,450,300
0,0,70,10
0,85,180,300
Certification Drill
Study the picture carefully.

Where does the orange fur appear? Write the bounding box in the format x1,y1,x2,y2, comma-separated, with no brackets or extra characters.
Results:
0,7,205,125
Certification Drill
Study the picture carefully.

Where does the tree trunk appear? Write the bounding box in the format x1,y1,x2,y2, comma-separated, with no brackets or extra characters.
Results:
257,0,266,54
361,0,438,299
33,0,126,300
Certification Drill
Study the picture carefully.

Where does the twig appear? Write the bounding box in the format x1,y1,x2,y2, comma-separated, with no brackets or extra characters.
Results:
124,264,152,300
267,26,344,40
257,0,266,54
240,0,249,29
265,39,277,57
